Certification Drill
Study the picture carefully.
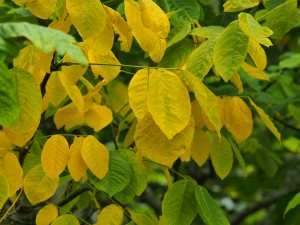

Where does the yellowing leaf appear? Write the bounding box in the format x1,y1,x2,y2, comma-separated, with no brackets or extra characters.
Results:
210,135,233,180
49,17,72,34
0,175,8,211
223,0,259,12
0,131,12,153
61,55,88,85
3,119,39,147
147,69,191,139
124,0,167,62
0,152,23,197
54,0,68,20
247,38,267,70
36,204,58,225
44,72,67,108
223,97,253,143
128,69,154,121
191,100,205,129
24,164,58,205
213,20,249,82
68,137,88,182
182,70,222,137
51,214,79,225
105,6,133,52
41,135,69,179
242,62,270,80
81,136,109,180
95,204,123,225
138,0,170,39
134,113,194,167
26,0,56,19
4,68,42,134
230,72,243,94
191,129,210,167
66,0,106,39
85,105,113,132
249,98,281,141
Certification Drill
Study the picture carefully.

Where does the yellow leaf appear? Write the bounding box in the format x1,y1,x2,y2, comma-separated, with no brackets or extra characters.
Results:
124,0,167,62
147,69,191,139
223,97,253,143
4,68,42,134
26,0,57,19
191,129,210,167
85,105,113,132
241,62,270,80
182,70,222,137
81,136,109,180
68,137,88,182
162,167,173,189
0,175,8,211
0,131,12,153
51,214,79,225
124,120,137,148
230,72,243,94
44,72,67,108
0,0,4,4
24,164,58,205
36,204,58,225
138,0,170,39
3,119,39,147
0,152,23,197
48,17,72,33
66,0,106,39
191,100,205,129
95,204,123,225
247,38,267,70
105,6,133,52
248,98,281,141
128,68,154,121
134,113,194,167
41,135,69,179
54,0,68,20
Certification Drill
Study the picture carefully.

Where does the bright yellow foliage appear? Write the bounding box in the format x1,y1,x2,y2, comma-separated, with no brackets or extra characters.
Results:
0,152,23,197
35,204,58,225
230,73,243,94
242,62,270,80
26,0,57,19
191,100,205,129
0,131,12,153
66,0,106,39
247,38,267,70
0,175,8,211
95,204,123,225
24,164,59,205
68,137,88,182
41,135,69,179
44,72,67,108
134,113,194,167
51,214,79,225
223,97,253,143
81,135,109,180
147,69,191,139
48,17,72,33
191,129,210,167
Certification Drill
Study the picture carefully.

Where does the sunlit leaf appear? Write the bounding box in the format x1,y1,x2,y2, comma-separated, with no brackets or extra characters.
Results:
247,38,267,70
95,204,123,225
191,129,210,167
189,26,224,39
223,0,259,12
241,62,269,80
26,0,57,19
51,214,79,225
36,204,58,225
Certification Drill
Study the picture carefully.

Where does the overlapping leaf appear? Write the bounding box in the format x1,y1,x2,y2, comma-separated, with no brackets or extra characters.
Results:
51,214,79,225
36,204,58,225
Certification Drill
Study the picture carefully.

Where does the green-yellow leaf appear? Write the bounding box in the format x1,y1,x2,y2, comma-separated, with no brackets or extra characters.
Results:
41,135,69,179
95,204,123,225
223,0,259,12
0,175,8,211
230,72,243,94
210,135,233,180
247,38,267,70
284,192,300,218
4,68,41,134
147,69,191,139
36,204,58,225
44,72,67,107
162,180,198,225
24,164,59,205
248,98,281,141
68,137,88,182
26,0,57,19
66,0,106,39
189,26,224,39
128,68,154,121
134,113,194,167
241,62,269,80
191,129,210,167
81,135,109,180
238,12,273,47
0,152,23,197
51,214,79,225
128,209,159,225
213,20,249,82
223,97,253,143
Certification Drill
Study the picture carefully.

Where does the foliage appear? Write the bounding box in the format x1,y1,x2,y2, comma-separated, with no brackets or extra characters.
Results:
0,0,300,224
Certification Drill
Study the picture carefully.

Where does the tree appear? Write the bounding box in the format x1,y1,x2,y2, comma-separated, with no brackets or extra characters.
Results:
0,0,300,224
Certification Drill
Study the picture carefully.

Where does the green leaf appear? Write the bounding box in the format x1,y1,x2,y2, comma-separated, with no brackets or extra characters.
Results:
128,209,159,225
209,135,233,180
187,35,218,79
0,62,19,126
195,186,230,225
162,180,197,225
228,138,247,176
223,0,260,12
88,151,131,196
213,20,249,82
51,214,79,225
284,192,300,218
167,22,191,47
257,0,300,39
0,36,22,57
0,22,88,66
279,53,300,69
255,149,278,177
288,104,300,123
169,0,202,20
189,26,224,39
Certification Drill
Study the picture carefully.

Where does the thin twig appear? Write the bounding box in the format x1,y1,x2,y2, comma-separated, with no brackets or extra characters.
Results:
0,189,23,223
